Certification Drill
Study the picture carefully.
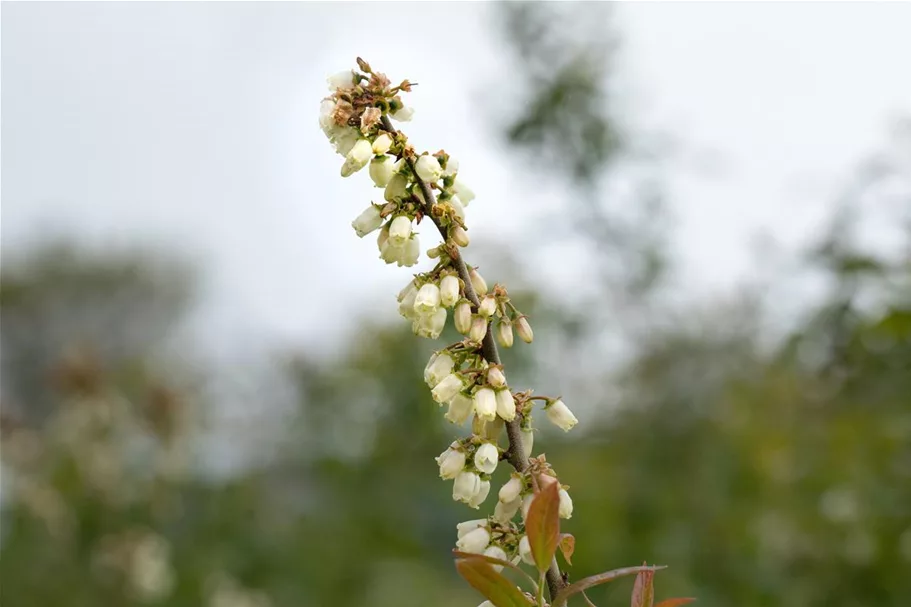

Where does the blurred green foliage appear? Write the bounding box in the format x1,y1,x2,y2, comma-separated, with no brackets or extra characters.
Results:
2,4,910,607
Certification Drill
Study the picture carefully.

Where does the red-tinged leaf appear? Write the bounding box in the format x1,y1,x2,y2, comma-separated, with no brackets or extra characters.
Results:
552,565,666,607
558,534,575,565
525,482,561,573
654,598,696,607
455,558,533,607
631,563,655,607
452,551,540,590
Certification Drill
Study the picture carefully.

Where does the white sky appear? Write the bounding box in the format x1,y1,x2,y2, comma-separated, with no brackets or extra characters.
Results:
3,1,910,355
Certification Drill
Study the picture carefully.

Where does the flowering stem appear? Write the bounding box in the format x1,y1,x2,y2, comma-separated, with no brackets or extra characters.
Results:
381,115,566,599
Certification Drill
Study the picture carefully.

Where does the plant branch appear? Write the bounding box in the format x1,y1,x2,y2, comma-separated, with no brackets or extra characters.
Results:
381,115,566,599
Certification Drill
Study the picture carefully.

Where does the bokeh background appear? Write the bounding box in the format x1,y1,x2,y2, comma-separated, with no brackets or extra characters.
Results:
2,2,910,606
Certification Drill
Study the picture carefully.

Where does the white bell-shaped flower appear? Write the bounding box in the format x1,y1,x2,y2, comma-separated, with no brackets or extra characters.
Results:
424,352,454,388
436,445,466,480
439,275,460,308
415,154,443,183
445,393,474,425
431,373,464,405
498,475,523,504
369,156,396,187
452,470,482,505
495,389,516,422
545,399,578,432
351,205,383,238
340,139,373,177
467,479,491,509
455,524,490,554
473,388,497,422
473,442,499,475
559,488,573,519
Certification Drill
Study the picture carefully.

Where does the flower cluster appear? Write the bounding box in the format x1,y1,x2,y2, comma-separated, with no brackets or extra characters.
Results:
319,58,580,591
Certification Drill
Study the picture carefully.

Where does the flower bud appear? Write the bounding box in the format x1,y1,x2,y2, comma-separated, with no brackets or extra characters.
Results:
445,393,474,425
457,519,487,539
454,178,475,205
389,215,413,246
559,488,573,519
453,470,482,504
415,154,443,183
487,367,506,389
483,545,509,572
473,388,497,422
495,389,516,422
372,133,393,155
521,428,534,459
493,496,521,523
454,301,472,334
478,295,497,318
368,156,395,187
424,352,454,388
518,535,535,566
384,172,409,202
499,475,523,504
469,316,488,344
440,275,460,308
340,139,373,177
401,235,420,267
521,493,534,522
436,446,466,480
468,479,491,509
456,524,490,554
451,226,470,248
351,205,383,238
469,268,488,295
496,320,514,348
516,316,534,344
474,442,499,475
545,399,578,432
327,69,356,91
414,283,441,314
392,106,414,122
431,373,464,405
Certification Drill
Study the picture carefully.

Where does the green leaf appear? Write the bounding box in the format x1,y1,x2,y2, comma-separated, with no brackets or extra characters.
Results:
654,599,696,607
526,481,561,573
631,564,655,607
558,533,575,565
455,557,533,607
553,565,665,607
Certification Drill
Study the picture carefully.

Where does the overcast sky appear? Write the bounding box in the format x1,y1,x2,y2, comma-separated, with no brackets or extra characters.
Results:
4,1,910,356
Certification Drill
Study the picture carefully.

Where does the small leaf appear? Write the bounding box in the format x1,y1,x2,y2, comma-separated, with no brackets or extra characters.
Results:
631,563,655,607
453,551,540,590
654,599,696,607
525,482,561,573
558,534,575,565
456,558,533,607
553,565,665,607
